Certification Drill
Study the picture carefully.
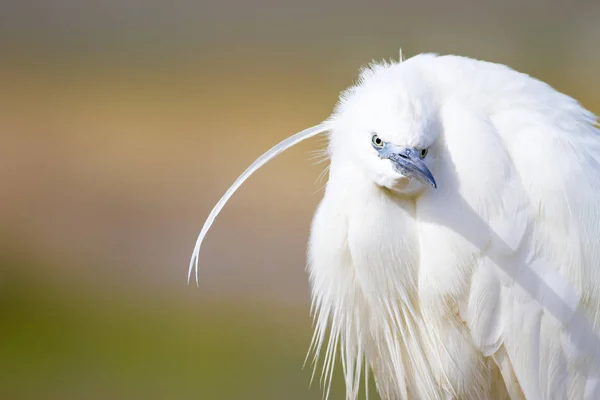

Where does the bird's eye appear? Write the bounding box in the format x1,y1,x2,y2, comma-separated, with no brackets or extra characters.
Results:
419,148,429,159
371,134,384,148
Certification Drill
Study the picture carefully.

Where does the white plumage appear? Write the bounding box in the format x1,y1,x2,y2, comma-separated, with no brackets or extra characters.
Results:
189,53,600,399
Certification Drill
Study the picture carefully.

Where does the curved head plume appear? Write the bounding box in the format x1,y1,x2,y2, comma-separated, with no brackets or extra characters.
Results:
188,123,330,285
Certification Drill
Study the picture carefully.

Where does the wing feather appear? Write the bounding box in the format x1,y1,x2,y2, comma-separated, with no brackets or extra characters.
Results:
417,58,600,398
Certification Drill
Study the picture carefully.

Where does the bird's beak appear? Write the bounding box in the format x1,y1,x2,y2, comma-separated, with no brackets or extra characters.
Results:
378,144,437,189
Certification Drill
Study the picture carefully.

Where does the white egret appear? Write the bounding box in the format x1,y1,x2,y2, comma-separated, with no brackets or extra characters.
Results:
189,53,600,399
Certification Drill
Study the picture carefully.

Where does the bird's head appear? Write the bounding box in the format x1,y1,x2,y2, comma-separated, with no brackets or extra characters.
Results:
187,54,444,284
326,58,441,196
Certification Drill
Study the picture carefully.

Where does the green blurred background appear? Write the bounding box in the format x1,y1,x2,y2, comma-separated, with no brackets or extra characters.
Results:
1,1,599,399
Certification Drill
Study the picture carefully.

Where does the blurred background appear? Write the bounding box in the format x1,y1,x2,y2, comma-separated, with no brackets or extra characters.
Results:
1,0,599,398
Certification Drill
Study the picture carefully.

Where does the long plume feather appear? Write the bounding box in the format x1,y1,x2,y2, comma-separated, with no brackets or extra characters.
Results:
188,123,330,285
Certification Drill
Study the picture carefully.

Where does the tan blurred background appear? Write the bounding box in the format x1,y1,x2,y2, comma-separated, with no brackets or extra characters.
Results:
1,1,599,399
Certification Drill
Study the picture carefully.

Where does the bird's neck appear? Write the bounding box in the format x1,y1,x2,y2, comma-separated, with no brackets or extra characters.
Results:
326,158,420,302
310,159,433,397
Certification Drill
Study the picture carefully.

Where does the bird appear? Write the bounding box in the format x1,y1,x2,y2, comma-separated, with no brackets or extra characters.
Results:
188,52,600,399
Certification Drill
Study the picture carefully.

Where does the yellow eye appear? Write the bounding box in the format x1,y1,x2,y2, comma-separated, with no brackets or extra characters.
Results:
371,134,384,148
419,148,429,159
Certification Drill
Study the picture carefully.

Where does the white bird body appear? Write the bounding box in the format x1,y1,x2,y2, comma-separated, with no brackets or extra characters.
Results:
189,53,600,399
